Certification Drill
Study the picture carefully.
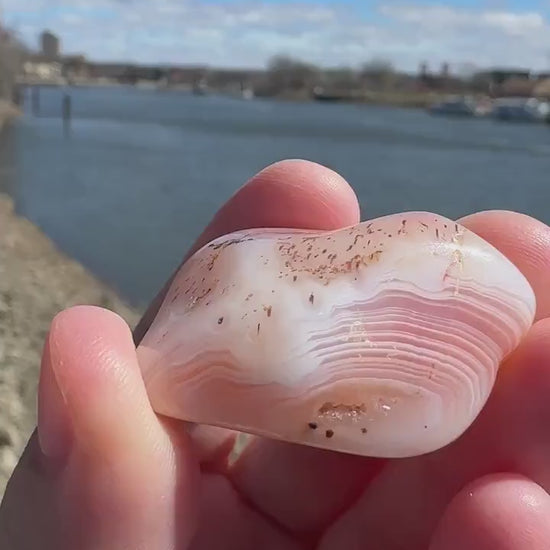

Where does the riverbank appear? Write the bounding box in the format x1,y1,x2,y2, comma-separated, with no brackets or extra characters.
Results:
0,194,140,496
17,78,456,110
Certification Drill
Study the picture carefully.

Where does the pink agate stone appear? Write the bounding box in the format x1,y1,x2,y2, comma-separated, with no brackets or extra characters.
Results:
136,212,535,458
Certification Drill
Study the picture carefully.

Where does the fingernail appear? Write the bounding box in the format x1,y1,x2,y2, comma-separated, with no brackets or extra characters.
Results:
37,337,73,460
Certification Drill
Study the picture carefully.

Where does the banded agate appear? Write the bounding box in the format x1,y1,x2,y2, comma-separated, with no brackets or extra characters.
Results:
136,212,536,458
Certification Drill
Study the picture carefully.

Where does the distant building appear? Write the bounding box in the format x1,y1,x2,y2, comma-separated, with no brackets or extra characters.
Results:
23,55,63,83
534,78,550,99
471,68,533,96
41,30,60,59
479,68,532,85
62,55,90,80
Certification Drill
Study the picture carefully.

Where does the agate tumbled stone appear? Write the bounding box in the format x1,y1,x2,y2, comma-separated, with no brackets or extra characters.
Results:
136,212,536,458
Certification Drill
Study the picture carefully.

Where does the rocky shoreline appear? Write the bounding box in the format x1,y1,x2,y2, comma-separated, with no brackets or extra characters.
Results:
0,193,140,496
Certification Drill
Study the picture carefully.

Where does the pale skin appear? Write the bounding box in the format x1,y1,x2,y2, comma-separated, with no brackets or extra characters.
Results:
1,160,550,550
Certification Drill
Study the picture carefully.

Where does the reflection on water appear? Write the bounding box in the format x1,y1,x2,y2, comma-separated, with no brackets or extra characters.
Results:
2,86,550,307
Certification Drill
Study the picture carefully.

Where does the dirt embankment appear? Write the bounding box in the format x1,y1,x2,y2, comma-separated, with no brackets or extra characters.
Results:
0,102,20,133
0,193,140,496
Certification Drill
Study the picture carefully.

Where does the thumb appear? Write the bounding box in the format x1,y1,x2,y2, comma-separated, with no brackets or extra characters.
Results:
4,306,199,550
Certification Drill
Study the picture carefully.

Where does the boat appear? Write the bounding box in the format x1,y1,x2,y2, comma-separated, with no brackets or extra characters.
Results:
428,95,489,117
491,97,550,123
312,86,351,102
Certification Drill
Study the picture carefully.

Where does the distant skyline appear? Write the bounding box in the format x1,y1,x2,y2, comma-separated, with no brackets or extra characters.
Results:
3,0,550,71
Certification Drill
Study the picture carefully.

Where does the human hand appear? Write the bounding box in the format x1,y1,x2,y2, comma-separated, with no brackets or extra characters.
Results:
2,160,550,550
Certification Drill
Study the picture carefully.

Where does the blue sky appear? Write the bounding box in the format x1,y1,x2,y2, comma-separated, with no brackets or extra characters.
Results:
3,0,550,72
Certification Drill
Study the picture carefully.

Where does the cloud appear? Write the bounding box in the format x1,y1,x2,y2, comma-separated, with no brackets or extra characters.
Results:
379,4,550,70
3,0,550,72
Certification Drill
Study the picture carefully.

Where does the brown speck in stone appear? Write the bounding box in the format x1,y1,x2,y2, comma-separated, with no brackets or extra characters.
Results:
424,425,428,429
308,422,318,430
444,224,448,229
309,293,315,304
322,248,327,254
218,317,224,325
420,222,429,229
257,323,261,335
325,429,334,438
346,244,353,252
361,427,367,434
435,228,439,239
266,305,272,317
455,223,459,232
293,275,298,282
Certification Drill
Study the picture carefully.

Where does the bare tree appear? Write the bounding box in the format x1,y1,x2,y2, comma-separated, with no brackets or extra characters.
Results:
264,55,320,94
321,66,359,90
360,58,396,90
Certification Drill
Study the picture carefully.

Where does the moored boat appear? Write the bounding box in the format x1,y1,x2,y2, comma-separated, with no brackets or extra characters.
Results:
428,95,489,117
491,97,550,123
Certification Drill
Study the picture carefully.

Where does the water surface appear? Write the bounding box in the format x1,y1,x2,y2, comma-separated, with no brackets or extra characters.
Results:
4,86,549,307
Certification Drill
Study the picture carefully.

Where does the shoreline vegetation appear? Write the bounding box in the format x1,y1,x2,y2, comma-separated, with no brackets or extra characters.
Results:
19,51,550,111
16,72,466,111
0,194,140,496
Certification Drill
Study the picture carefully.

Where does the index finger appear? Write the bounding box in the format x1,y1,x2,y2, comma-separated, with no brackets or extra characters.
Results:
133,159,360,344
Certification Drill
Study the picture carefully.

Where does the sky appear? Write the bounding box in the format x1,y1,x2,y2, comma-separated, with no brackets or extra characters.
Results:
2,0,550,72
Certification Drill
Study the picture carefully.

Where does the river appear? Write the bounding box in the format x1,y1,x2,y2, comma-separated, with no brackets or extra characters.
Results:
2,86,549,308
